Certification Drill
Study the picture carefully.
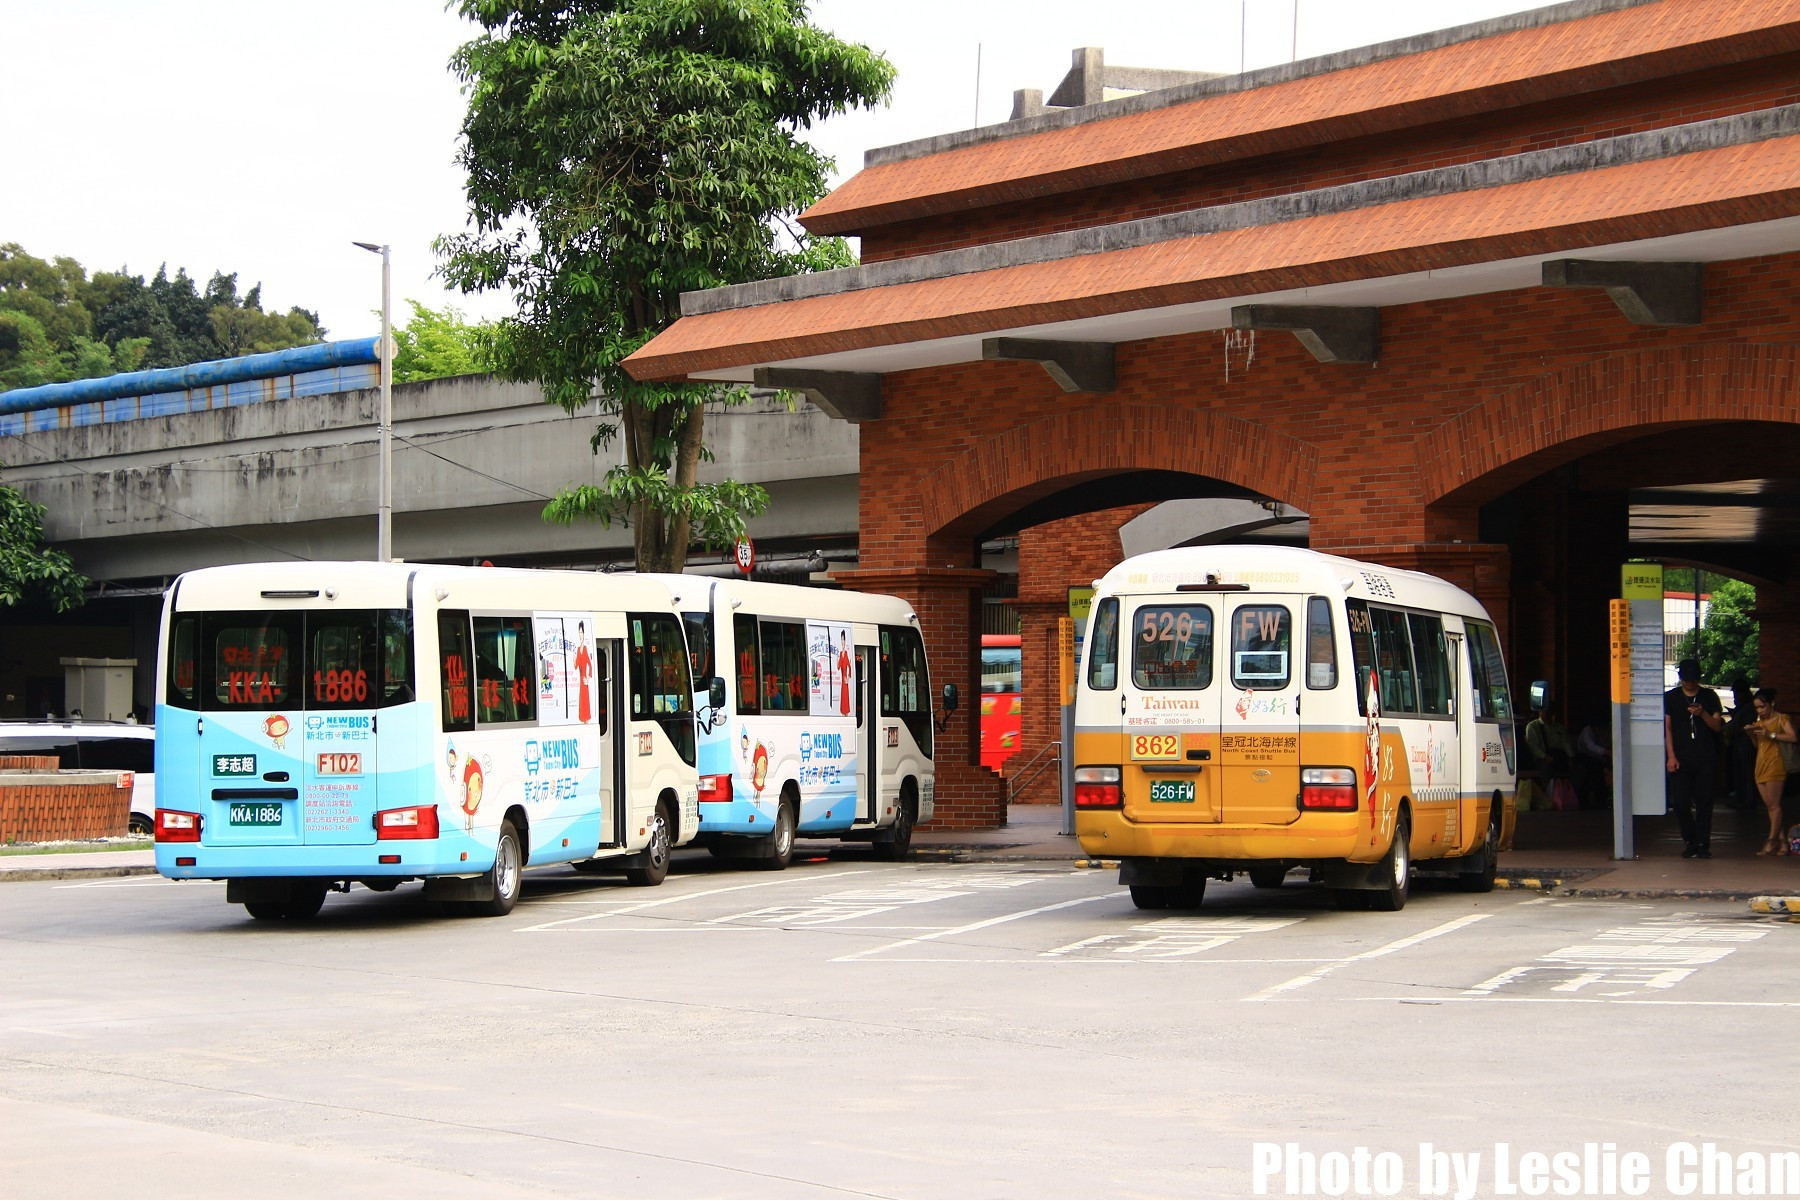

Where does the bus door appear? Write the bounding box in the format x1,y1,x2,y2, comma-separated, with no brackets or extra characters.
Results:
196,611,309,849
1217,599,1303,827
856,645,877,822
1120,598,1221,825
596,640,624,849
296,609,393,847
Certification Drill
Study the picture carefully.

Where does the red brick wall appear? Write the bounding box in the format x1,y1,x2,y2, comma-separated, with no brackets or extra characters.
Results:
0,776,129,842
851,253,1800,825
860,55,1800,262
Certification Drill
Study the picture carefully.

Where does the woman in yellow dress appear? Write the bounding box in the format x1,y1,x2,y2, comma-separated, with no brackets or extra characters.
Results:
1748,688,1796,855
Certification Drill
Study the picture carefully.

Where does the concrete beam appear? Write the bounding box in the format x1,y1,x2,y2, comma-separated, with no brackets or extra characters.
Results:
753,367,883,423
1541,259,1704,326
981,337,1116,393
1231,305,1380,364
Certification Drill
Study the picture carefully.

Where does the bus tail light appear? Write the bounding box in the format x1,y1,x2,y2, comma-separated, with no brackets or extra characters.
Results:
1074,766,1122,809
1299,767,1359,811
698,774,733,803
156,809,201,842
375,805,440,840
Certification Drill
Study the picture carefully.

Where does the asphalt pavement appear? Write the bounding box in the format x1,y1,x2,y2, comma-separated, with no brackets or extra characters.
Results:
7,802,1800,901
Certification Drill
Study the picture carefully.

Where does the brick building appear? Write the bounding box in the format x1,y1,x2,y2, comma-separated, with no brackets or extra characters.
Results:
629,0,1800,828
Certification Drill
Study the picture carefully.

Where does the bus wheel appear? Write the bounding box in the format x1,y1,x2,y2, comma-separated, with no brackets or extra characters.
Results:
756,798,796,871
871,799,914,861
625,802,673,887
1248,865,1287,889
1169,878,1207,909
472,819,524,915
1458,806,1501,893
1367,812,1411,912
1129,884,1172,910
244,901,285,921
284,885,327,920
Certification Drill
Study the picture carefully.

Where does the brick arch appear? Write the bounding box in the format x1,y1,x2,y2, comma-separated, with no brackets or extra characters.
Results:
916,403,1321,541
1420,343,1800,508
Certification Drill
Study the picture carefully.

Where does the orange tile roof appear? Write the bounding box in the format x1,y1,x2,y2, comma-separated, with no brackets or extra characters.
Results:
802,0,1800,236
627,133,1800,382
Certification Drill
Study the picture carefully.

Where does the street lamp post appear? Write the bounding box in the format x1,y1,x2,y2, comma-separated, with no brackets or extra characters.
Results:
353,241,393,563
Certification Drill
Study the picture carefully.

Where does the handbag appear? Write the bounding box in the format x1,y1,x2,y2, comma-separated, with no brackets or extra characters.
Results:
1781,723,1800,775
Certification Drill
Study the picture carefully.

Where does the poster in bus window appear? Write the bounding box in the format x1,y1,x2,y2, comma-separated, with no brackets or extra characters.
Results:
533,612,591,727
807,622,853,717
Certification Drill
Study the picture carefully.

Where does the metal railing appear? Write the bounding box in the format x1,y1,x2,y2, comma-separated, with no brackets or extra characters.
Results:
1005,740,1062,804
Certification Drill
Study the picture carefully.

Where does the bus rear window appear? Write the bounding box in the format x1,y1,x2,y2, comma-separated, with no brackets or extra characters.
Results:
1230,604,1291,689
1131,605,1213,690
174,610,414,712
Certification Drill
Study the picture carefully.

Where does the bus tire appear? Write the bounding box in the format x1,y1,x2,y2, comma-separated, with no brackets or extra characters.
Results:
624,802,674,887
1170,877,1207,909
244,901,286,921
1248,865,1287,889
284,885,328,920
1458,803,1501,893
871,796,914,861
1367,811,1411,912
1129,884,1172,910
471,819,524,915
755,797,796,871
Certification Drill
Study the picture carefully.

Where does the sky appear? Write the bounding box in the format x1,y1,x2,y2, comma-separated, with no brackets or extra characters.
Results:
1,0,1539,343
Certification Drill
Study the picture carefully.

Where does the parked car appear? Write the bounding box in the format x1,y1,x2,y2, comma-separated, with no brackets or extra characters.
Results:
0,719,156,835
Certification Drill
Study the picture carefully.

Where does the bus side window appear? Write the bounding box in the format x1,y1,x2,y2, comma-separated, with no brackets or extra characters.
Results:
168,616,199,707
733,613,761,715
594,643,609,735
1346,600,1375,715
439,611,474,732
1086,598,1119,691
760,620,805,711
473,615,536,725
1306,596,1337,690
1370,607,1417,714
1408,613,1452,716
1466,620,1512,721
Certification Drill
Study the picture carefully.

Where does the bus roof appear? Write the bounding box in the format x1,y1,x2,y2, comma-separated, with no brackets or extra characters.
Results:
168,561,685,614
1092,546,1490,619
632,574,919,627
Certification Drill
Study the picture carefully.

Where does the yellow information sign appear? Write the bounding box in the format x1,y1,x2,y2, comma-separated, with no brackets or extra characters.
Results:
1058,617,1076,707
1621,562,1663,600
1609,598,1632,704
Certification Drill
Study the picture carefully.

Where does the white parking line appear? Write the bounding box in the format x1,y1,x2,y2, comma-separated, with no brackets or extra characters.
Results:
516,869,873,932
831,892,1119,962
1245,913,1491,1001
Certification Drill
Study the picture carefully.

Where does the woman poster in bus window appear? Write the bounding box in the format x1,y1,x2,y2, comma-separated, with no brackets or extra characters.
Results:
838,631,852,715
575,621,592,724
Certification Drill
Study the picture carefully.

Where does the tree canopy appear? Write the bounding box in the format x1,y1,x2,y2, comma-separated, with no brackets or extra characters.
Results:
392,300,494,383
1674,573,1759,686
0,243,326,391
0,468,86,612
440,0,893,571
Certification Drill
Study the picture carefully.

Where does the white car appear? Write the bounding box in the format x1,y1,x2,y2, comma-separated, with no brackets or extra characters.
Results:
0,720,156,836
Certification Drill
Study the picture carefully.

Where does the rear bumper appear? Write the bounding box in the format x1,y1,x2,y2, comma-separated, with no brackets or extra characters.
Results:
1076,809,1394,864
156,841,487,881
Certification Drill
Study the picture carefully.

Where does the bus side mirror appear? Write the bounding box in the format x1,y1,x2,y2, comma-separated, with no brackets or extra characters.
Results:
709,677,726,709
942,683,959,713
1529,680,1550,712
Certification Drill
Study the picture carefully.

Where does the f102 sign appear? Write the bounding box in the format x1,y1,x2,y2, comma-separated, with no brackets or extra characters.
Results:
316,753,363,776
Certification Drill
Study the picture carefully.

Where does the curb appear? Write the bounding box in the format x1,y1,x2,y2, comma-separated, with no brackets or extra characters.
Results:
0,864,159,883
1749,896,1800,915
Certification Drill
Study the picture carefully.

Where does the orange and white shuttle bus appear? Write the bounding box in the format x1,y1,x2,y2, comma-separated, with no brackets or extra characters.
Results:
1073,546,1517,911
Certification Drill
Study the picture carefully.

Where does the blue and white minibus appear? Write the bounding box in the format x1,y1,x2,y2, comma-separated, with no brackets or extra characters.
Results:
154,562,700,920
645,577,939,867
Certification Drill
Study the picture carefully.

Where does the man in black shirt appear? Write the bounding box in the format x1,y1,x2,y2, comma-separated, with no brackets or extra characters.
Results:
1664,658,1725,858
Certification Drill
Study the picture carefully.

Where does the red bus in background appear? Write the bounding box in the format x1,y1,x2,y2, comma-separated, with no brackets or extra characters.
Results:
980,633,1022,771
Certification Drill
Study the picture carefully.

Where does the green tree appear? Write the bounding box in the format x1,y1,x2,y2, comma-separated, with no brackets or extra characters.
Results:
1674,573,1759,684
440,0,893,570
0,469,86,612
391,300,492,383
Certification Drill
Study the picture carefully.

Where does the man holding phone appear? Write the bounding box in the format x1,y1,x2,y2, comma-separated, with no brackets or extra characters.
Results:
1664,657,1725,858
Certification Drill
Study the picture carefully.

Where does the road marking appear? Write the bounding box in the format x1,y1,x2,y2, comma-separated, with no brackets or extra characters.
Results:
1042,914,1303,959
831,892,1118,961
515,869,872,932
1462,912,1770,998
1246,913,1491,1001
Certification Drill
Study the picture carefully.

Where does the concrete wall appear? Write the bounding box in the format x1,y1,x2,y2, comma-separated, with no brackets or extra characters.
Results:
4,374,859,582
